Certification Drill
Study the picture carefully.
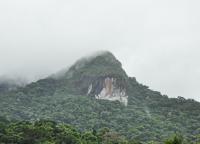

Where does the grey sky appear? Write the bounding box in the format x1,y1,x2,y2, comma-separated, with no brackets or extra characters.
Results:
0,0,200,101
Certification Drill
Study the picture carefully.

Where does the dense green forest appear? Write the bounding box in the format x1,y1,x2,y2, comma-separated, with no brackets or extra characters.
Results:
0,52,200,143
0,118,200,144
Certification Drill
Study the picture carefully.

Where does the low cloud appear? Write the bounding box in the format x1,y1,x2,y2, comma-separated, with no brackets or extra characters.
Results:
0,0,200,101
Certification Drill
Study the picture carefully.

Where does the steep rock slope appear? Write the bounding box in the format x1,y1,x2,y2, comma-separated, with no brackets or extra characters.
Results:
61,52,129,105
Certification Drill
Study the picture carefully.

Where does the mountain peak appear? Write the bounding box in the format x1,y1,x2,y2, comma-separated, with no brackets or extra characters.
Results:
66,51,126,78
63,51,129,105
73,51,121,69
92,51,122,67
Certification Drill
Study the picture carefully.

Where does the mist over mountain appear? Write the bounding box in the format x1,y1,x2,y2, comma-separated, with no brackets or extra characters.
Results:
0,76,28,94
0,51,200,142
1,0,200,143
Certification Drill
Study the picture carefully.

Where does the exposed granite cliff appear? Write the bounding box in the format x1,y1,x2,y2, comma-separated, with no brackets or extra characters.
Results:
62,51,129,105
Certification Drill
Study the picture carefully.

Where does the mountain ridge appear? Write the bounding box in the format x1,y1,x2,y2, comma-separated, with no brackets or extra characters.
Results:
0,51,200,142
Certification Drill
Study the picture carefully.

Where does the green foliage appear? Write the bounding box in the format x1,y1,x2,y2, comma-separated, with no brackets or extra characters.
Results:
165,134,183,144
0,51,200,143
2,119,195,144
0,120,82,144
0,120,132,144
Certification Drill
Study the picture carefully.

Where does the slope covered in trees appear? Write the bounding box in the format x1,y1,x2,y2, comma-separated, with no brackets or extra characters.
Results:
0,51,200,142
0,119,199,144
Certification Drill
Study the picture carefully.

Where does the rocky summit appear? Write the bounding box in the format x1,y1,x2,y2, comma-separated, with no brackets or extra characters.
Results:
63,51,129,105
0,51,200,142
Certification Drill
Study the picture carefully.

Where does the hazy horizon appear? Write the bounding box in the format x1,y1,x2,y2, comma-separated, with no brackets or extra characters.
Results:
0,0,200,101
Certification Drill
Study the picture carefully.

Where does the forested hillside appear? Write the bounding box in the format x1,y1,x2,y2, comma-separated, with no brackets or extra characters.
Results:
0,51,200,143
0,118,199,144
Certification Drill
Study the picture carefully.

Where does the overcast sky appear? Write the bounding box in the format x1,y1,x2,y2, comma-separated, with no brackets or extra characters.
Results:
0,0,200,101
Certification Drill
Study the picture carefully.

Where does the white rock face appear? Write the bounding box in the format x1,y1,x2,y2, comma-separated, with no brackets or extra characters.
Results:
88,77,128,106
